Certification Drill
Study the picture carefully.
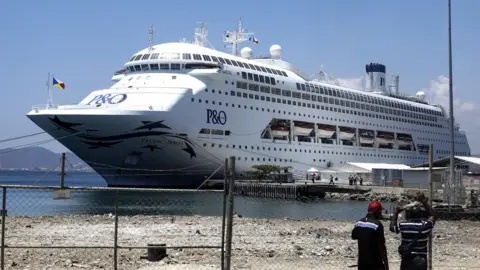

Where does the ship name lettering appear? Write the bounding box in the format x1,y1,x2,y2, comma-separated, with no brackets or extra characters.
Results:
206,109,227,125
86,94,127,105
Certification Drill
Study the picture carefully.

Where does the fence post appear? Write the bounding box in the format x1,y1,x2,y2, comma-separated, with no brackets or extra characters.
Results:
60,153,66,189
221,158,229,270
224,156,235,270
113,190,119,270
1,187,6,270
428,144,433,270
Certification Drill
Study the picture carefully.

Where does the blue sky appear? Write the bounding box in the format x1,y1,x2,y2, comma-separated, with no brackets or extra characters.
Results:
1,0,479,153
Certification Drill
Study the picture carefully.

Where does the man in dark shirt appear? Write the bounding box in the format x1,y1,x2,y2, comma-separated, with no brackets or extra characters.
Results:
390,192,437,270
352,201,389,270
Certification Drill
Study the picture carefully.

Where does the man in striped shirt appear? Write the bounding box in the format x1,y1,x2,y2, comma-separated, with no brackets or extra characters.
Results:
390,192,437,270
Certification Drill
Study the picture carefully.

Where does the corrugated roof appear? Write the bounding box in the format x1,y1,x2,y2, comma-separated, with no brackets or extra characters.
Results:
455,156,480,165
347,162,411,171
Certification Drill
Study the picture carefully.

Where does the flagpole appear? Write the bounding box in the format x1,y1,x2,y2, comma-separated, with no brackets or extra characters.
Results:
46,72,53,109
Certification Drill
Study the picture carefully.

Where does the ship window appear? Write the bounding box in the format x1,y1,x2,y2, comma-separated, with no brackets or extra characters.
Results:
230,60,239,66
335,99,339,105
260,86,270,93
170,53,180,60
260,66,267,72
281,71,288,77
236,92,241,97
305,84,310,92
302,93,311,100
282,90,291,97
141,64,149,70
182,53,191,60
224,58,232,65
255,95,259,100
171,63,180,69
249,94,253,99
237,61,244,67
247,73,253,80
212,129,223,135
271,77,276,85
311,95,317,101
160,64,169,70
134,55,143,61
141,54,151,60
301,84,305,90
134,65,141,71
128,66,135,72
241,72,247,79
202,55,212,61
265,67,273,73
269,69,277,75
251,65,260,71
199,128,210,134
293,92,301,99
296,83,301,90
129,55,136,61
193,54,202,60
247,63,255,69
258,75,264,83
332,90,337,97
265,77,270,84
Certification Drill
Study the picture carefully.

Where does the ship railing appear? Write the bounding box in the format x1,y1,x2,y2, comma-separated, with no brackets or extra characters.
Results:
31,104,59,111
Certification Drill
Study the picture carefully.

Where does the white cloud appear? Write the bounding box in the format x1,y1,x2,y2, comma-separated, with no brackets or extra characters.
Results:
424,75,476,113
337,77,363,90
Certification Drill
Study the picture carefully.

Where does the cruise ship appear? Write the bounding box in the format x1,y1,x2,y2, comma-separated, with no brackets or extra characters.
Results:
27,20,471,188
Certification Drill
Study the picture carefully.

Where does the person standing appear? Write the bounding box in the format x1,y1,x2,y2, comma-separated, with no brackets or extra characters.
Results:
352,201,389,270
390,192,437,270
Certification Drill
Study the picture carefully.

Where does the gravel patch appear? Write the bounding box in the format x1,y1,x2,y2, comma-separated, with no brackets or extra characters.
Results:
2,215,479,269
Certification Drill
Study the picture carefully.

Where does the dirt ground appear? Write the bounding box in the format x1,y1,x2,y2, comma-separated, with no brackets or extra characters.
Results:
2,215,479,269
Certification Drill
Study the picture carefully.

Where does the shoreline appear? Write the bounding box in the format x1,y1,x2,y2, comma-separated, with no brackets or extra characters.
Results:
2,215,478,269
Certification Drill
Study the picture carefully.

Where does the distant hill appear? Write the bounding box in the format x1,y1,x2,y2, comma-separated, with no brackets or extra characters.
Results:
0,147,89,170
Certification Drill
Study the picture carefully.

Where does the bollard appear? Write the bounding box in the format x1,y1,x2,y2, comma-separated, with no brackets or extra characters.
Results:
147,244,167,261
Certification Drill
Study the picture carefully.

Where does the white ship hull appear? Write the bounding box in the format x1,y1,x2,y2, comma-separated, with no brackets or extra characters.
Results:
317,129,336,138
339,131,355,141
26,38,471,188
294,126,313,137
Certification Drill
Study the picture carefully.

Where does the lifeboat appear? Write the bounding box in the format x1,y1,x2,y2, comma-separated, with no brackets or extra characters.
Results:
270,125,290,138
339,127,356,140
294,121,314,137
317,124,336,138
396,134,413,146
376,132,395,145
359,130,375,144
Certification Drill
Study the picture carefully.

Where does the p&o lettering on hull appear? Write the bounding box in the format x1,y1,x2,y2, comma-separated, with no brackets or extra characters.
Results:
206,109,227,125
87,94,128,105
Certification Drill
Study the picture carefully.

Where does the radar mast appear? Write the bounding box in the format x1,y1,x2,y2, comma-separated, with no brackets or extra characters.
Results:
148,25,154,51
194,22,208,47
223,17,254,56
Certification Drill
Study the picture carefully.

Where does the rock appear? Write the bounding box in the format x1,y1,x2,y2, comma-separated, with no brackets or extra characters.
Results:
325,246,333,252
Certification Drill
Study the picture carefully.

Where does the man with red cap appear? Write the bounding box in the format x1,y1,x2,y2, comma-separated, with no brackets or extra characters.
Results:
351,200,389,270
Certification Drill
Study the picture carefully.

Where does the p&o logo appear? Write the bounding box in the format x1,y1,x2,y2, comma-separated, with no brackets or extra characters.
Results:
87,94,128,105
206,109,227,125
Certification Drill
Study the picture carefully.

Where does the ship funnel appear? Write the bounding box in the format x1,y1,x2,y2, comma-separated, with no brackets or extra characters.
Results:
365,63,386,92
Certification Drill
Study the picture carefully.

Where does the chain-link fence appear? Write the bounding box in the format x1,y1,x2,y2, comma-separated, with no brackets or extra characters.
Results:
0,186,227,270
1,156,480,269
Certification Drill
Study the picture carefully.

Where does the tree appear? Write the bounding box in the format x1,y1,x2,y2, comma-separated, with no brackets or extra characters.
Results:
248,164,292,181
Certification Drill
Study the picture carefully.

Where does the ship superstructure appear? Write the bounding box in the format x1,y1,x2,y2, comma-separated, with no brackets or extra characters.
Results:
27,20,470,187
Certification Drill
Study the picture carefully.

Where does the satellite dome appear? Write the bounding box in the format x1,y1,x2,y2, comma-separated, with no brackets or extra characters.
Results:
416,91,426,100
241,47,253,59
269,44,282,59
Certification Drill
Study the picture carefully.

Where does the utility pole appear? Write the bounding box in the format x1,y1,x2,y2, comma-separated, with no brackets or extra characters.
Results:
447,0,455,205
